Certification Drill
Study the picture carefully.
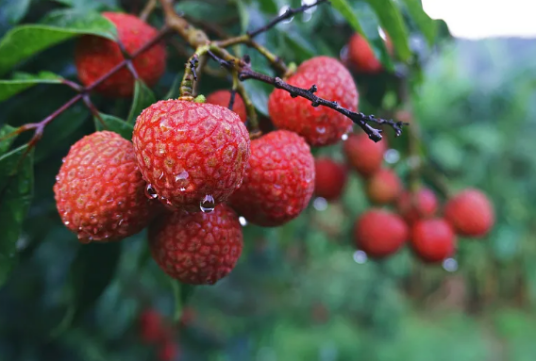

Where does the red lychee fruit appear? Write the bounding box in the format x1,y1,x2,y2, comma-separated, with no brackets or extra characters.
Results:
268,56,358,146
396,188,438,225
132,100,250,212
54,131,156,243
354,209,408,258
347,33,392,74
411,218,456,263
179,307,196,327
139,309,163,343
75,12,167,97
314,157,348,201
149,204,243,285
158,341,179,361
365,168,402,205
206,90,247,123
343,133,386,178
444,188,494,237
229,130,315,227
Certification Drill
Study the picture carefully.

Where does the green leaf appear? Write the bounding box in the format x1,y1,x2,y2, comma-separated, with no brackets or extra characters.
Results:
95,113,134,140
0,0,31,25
364,0,411,61
236,0,250,33
127,80,156,125
0,124,17,155
0,146,34,286
401,0,438,47
69,242,122,320
52,0,119,11
0,10,116,76
258,0,278,14
0,71,63,102
171,280,196,322
242,80,272,116
331,0,394,70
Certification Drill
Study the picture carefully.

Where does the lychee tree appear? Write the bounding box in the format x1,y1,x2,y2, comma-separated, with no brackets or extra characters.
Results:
0,0,506,359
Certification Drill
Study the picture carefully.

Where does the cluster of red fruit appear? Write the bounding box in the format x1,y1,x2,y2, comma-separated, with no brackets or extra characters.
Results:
138,308,195,361
53,12,362,285
314,133,495,263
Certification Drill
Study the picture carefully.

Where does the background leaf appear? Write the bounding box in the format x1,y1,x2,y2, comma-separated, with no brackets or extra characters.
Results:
0,71,63,102
401,0,438,47
95,113,134,140
127,80,156,124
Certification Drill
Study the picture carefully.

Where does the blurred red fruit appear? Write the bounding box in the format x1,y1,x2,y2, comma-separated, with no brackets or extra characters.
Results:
206,90,247,123
347,33,393,74
411,219,456,263
179,307,196,326
139,309,163,343
158,341,179,361
397,188,438,224
343,133,386,178
366,168,402,205
444,189,494,237
314,158,348,201
354,209,408,258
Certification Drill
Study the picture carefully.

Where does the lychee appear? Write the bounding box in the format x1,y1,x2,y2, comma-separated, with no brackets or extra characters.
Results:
396,188,438,225
411,218,456,263
444,188,494,237
230,130,315,227
347,33,392,74
353,209,408,258
343,133,386,178
365,168,402,205
314,157,348,201
206,90,247,123
132,100,250,212
149,204,243,285
139,309,164,343
54,131,156,243
268,56,358,146
75,12,167,97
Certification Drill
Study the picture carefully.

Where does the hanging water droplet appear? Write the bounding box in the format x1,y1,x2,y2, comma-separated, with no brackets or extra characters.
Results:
341,133,349,141
316,126,326,134
239,216,248,227
175,170,189,182
200,195,215,213
353,250,367,264
313,197,328,211
145,184,158,199
180,187,186,192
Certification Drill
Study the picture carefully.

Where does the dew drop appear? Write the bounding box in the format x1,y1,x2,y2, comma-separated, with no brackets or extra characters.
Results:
200,195,215,213
62,157,66,163
239,216,248,227
353,250,367,264
341,133,349,141
64,221,70,226
313,197,328,211
145,184,158,199
55,176,60,181
316,127,326,134
180,187,186,192
442,258,458,272
175,170,189,182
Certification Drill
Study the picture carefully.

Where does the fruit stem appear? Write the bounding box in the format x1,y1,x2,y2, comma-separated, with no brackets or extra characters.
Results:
178,46,210,99
234,75,260,131
139,0,157,21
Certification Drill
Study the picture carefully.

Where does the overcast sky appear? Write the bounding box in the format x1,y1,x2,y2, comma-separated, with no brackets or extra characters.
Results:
422,0,536,39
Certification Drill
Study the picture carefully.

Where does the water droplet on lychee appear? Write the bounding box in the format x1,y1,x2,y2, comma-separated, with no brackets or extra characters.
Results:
353,250,367,264
200,195,215,213
180,187,186,192
341,134,349,141
62,157,66,163
64,221,70,226
313,197,328,211
175,170,189,182
316,127,326,134
145,184,158,199
239,216,248,227
55,176,60,181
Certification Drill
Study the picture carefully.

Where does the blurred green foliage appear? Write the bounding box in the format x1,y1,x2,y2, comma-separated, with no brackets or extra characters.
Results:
1,0,536,360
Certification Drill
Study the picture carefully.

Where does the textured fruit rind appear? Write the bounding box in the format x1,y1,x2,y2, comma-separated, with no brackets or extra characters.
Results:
411,219,456,263
314,157,347,201
366,168,402,205
343,133,386,177
230,130,315,227
149,204,243,285
75,12,166,97
354,209,408,258
444,189,494,237
132,100,250,212
396,188,438,224
54,131,156,243
206,90,247,123
268,56,358,146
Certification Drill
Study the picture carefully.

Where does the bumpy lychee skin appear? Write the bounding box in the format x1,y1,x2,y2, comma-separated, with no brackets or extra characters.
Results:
149,204,243,285
230,130,315,227
444,188,494,237
397,188,438,225
206,90,247,123
268,56,358,146
54,131,156,243
314,157,348,201
366,168,402,205
411,219,456,263
347,33,392,74
343,133,386,177
132,100,250,212
75,12,166,97
354,209,408,258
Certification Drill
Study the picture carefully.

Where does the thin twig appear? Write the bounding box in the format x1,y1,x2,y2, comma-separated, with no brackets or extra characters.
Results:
247,0,329,38
140,0,158,21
